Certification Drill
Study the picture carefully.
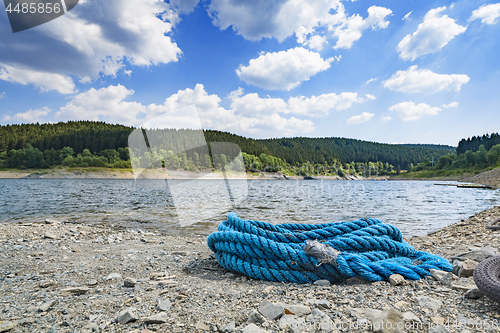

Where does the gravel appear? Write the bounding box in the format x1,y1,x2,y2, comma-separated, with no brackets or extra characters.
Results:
1,206,500,332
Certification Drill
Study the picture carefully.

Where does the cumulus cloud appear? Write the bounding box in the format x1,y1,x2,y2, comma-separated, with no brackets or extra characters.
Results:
208,0,392,50
2,107,51,123
389,101,442,121
403,12,412,21
208,0,340,42
287,92,370,117
50,82,372,137
381,116,392,122
346,112,374,124
332,6,393,49
56,85,145,126
383,66,470,94
470,3,500,25
0,64,75,94
397,7,467,61
0,92,5,99
52,84,318,138
0,0,185,93
442,102,459,108
236,47,333,91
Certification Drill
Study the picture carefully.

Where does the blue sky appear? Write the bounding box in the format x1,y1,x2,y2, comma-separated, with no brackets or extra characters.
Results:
0,0,499,146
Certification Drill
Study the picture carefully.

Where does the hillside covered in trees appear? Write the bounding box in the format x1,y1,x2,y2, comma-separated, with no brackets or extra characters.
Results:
409,132,500,177
456,133,500,154
0,121,455,176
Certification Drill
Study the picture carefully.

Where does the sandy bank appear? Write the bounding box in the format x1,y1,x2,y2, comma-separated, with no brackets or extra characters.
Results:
0,168,389,181
461,167,500,189
1,207,500,332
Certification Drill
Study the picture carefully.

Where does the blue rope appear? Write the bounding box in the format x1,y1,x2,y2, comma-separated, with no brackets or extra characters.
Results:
207,213,452,284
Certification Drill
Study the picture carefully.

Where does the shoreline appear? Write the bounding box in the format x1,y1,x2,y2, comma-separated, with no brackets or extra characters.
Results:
1,207,500,332
0,168,390,181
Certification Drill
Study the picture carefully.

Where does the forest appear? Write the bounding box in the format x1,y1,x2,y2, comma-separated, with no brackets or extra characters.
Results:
456,133,500,154
409,132,500,176
0,121,457,176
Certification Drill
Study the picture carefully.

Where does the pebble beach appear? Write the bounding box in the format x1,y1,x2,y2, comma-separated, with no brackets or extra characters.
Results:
1,206,500,333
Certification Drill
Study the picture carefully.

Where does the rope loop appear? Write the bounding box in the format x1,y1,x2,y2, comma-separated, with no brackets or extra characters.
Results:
207,213,452,283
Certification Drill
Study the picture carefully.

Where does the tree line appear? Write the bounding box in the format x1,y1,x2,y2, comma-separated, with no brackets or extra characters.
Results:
1,121,456,175
456,133,500,154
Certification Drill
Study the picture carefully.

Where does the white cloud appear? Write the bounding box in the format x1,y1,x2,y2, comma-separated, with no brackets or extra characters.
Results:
332,6,393,50
208,1,391,50
366,78,378,84
470,3,500,25
169,0,200,15
403,12,412,21
50,83,370,138
0,64,75,94
56,85,145,126
397,7,467,61
287,92,369,117
389,101,442,121
161,85,314,137
236,47,333,91
0,0,184,93
347,112,374,124
442,102,459,108
52,84,316,138
366,94,377,101
383,65,470,93
0,92,5,99
208,0,341,42
381,116,392,122
2,107,51,123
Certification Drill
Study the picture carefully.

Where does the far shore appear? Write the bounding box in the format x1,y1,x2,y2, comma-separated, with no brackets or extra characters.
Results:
0,167,390,181
1,167,499,189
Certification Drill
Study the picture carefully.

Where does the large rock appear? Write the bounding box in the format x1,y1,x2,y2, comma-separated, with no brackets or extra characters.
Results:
372,308,404,333
123,277,137,287
284,304,311,317
157,298,172,312
116,307,138,324
464,288,483,299
389,274,405,286
314,280,331,286
220,321,235,333
350,308,382,320
0,321,17,332
307,309,336,332
38,300,57,312
429,269,447,281
247,310,266,324
451,248,498,263
241,323,268,333
458,260,478,277
60,287,89,296
104,273,122,281
142,312,169,324
258,301,284,320
278,315,305,330
306,299,332,310
450,280,477,293
415,297,442,312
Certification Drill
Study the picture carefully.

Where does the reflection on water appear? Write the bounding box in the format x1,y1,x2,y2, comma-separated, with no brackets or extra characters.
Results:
0,179,498,237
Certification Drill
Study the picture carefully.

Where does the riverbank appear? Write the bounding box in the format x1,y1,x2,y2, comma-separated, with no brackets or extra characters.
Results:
0,168,389,181
460,167,500,189
1,207,500,333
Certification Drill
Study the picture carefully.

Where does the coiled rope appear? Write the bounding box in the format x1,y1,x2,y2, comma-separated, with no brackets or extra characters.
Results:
207,213,452,284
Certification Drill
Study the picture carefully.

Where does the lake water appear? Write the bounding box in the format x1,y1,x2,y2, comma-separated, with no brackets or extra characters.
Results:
0,179,499,237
